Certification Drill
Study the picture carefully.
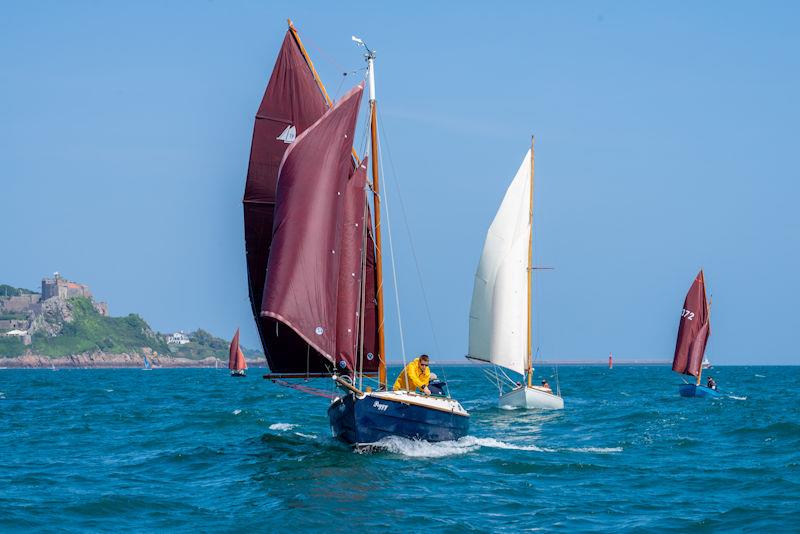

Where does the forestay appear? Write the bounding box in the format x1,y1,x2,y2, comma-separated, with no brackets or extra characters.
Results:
467,150,532,376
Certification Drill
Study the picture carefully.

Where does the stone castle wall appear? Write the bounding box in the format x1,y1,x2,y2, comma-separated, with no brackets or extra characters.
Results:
0,294,40,313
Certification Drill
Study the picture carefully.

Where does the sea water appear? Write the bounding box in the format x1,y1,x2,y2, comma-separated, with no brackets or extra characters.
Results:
1,366,798,532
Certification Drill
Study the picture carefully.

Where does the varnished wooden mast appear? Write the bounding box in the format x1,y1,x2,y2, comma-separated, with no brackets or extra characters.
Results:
527,136,535,388
697,292,711,386
288,19,361,163
370,104,387,388
288,19,332,107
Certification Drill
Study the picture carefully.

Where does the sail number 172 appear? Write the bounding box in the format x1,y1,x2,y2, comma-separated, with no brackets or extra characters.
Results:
681,309,695,321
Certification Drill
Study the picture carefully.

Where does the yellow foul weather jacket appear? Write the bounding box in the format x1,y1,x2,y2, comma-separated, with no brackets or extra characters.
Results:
393,358,431,392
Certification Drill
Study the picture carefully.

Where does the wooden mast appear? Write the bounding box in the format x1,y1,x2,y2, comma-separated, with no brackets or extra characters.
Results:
527,136,535,388
371,104,387,388
288,19,332,107
288,19,361,163
357,46,387,389
697,292,711,386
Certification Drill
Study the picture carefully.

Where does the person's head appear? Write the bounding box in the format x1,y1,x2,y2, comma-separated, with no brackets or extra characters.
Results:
541,379,548,385
418,354,429,369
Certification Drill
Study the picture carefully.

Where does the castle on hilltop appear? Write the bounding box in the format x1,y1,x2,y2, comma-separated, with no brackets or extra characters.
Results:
41,273,94,301
0,273,109,343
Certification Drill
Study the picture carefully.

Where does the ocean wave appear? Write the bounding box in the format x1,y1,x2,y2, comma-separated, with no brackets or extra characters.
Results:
356,436,622,457
269,423,297,431
294,432,317,439
565,446,623,453
232,409,242,415
357,436,546,457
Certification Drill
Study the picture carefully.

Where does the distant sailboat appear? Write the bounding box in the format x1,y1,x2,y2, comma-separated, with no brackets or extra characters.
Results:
672,270,718,397
142,353,152,371
467,137,564,410
228,328,247,378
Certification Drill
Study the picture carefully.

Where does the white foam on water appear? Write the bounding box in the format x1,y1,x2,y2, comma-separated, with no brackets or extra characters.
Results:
499,405,520,411
105,389,114,392
295,432,317,439
357,435,547,458
269,423,297,431
232,409,242,415
566,446,623,454
728,395,747,401
754,374,765,378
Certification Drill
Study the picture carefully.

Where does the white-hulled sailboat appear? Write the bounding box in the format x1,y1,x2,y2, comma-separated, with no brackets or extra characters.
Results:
467,137,564,410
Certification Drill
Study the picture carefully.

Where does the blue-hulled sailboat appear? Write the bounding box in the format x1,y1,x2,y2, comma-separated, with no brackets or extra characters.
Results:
672,270,719,398
243,21,468,445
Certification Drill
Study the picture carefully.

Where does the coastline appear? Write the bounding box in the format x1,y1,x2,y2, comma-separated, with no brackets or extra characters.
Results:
0,349,251,369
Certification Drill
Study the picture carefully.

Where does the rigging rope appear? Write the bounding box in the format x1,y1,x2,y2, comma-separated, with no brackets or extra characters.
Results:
376,110,451,395
374,113,410,384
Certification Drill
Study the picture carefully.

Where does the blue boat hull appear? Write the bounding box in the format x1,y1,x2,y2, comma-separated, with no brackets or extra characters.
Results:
679,384,722,398
328,393,470,445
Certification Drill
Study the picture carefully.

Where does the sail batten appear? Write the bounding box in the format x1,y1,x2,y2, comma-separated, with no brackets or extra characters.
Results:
468,150,532,376
672,270,710,378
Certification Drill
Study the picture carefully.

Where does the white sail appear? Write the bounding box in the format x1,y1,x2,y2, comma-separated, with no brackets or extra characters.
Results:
467,149,532,376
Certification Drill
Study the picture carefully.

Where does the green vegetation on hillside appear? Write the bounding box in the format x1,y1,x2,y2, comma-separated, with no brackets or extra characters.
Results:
29,297,170,357
168,329,263,361
0,336,25,357
0,285,36,297
0,312,28,321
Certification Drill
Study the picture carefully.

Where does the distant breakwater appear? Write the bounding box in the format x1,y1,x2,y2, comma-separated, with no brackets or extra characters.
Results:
0,349,236,368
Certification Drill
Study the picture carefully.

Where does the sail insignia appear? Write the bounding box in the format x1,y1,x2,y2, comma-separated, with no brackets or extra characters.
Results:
276,125,296,143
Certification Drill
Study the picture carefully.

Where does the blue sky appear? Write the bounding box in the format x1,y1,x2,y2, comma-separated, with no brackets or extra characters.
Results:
2,1,798,364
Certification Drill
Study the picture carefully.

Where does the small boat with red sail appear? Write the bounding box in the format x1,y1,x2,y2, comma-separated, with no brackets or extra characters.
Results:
672,270,719,398
242,21,469,445
228,328,247,378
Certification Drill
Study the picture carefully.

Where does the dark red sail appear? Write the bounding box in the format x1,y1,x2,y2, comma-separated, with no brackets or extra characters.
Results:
361,212,380,373
672,270,710,377
261,84,365,373
229,328,246,371
335,158,369,372
243,29,329,372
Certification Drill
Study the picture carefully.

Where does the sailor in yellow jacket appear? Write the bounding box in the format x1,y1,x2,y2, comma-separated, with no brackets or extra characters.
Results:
393,354,431,395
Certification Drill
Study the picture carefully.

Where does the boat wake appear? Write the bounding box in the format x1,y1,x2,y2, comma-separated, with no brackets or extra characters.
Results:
269,423,298,431
356,436,623,458
727,395,747,401
356,436,541,457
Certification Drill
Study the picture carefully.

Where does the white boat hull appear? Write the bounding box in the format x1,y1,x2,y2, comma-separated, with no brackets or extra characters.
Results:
499,386,564,410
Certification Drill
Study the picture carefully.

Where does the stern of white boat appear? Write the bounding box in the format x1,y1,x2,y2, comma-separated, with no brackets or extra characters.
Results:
499,386,564,410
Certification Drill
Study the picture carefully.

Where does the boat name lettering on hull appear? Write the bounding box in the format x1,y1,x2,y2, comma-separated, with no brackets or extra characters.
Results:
372,401,388,412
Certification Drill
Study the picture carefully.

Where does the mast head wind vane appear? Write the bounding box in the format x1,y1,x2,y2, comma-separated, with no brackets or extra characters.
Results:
352,35,377,102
